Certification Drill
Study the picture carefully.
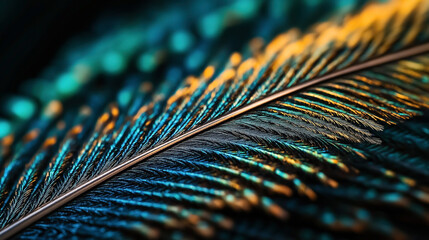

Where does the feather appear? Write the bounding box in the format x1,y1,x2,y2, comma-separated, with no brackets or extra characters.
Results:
2,0,429,239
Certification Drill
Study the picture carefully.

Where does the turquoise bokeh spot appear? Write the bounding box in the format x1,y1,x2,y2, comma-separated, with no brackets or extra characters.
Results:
56,72,80,97
0,119,12,138
382,193,401,202
232,0,258,19
321,212,335,224
137,52,157,72
118,90,133,107
102,51,126,74
8,97,36,120
186,50,204,70
170,30,194,53
356,209,369,220
198,13,223,38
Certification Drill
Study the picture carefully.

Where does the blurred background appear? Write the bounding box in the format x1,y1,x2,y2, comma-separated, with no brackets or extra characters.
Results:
0,0,370,138
0,0,146,95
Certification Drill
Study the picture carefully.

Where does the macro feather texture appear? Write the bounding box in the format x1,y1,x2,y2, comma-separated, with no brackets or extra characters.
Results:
1,0,429,239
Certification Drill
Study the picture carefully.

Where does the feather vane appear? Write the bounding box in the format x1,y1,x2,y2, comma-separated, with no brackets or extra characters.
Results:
1,0,429,239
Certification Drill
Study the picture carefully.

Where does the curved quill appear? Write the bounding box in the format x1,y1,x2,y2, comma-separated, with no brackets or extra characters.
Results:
2,0,429,238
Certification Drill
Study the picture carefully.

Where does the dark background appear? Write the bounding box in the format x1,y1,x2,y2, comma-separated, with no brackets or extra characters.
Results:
0,0,150,96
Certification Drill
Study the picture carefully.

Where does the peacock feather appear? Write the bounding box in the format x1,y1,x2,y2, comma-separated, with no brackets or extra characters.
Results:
1,0,429,239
